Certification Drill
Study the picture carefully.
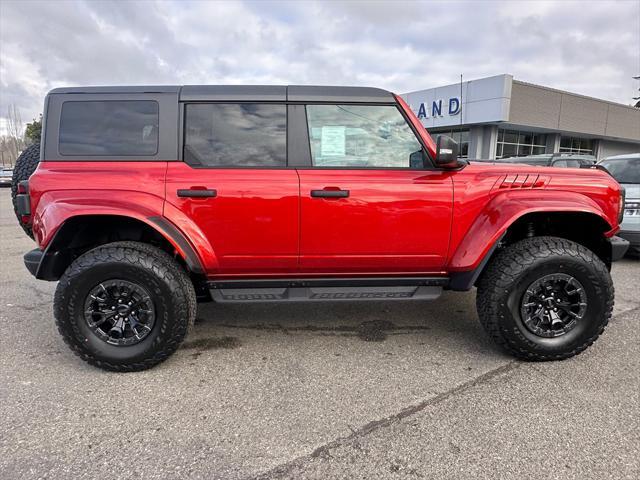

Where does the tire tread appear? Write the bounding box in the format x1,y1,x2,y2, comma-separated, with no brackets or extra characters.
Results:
54,241,196,372
10,143,40,239
476,236,613,361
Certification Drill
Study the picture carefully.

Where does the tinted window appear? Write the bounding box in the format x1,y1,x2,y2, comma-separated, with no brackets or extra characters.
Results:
559,136,594,155
496,128,547,159
184,104,286,167
59,101,158,156
552,159,581,168
306,105,423,168
599,159,640,184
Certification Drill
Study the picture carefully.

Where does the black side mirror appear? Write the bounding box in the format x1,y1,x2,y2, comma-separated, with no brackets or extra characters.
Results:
435,135,459,168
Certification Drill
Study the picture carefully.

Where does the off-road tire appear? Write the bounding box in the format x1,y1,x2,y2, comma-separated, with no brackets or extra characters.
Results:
476,236,613,361
54,241,197,371
11,143,40,239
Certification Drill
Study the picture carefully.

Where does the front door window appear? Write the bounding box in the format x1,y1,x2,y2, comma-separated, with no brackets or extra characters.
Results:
306,104,424,168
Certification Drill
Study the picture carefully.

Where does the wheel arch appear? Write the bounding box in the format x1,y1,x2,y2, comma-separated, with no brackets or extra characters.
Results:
448,209,614,291
35,214,205,281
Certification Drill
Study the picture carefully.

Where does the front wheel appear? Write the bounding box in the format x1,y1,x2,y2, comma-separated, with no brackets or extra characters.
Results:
54,241,197,371
476,236,613,361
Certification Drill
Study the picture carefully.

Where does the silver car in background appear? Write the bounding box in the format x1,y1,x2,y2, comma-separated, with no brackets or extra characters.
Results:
0,167,13,187
598,153,640,258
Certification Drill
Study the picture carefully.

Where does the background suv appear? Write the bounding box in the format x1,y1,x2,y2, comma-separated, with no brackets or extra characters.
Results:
496,153,596,168
598,153,640,257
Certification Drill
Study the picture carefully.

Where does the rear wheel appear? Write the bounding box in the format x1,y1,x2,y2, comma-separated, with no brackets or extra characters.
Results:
11,143,40,239
54,241,197,371
476,236,613,361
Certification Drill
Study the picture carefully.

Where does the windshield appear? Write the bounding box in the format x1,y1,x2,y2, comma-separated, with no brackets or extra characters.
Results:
599,159,640,184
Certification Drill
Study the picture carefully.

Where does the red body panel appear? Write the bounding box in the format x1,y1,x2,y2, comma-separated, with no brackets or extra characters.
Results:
27,96,623,280
165,163,299,275
446,163,620,270
297,169,453,273
28,161,168,247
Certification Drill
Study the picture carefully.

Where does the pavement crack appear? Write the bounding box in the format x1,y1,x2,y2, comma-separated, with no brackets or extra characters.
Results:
248,361,520,480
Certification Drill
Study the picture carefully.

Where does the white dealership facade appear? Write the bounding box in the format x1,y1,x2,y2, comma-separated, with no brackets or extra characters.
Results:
402,74,640,160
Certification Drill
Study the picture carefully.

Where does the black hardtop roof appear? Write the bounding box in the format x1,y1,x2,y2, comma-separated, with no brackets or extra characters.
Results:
47,85,396,103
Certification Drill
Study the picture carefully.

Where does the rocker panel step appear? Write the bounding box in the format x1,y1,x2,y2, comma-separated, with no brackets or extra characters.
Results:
209,285,443,303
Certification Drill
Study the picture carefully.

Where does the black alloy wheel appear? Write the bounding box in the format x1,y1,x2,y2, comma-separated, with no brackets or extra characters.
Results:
520,273,587,338
84,279,156,346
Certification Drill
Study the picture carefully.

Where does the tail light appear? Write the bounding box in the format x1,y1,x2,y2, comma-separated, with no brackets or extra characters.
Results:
618,187,625,224
16,180,31,222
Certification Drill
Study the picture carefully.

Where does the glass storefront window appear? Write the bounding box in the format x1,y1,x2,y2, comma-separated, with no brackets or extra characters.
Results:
429,127,470,158
559,136,594,154
517,145,532,156
501,143,517,157
496,129,547,159
503,131,519,143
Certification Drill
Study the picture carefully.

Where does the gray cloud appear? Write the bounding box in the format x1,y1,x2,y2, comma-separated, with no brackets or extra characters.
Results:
1,0,638,134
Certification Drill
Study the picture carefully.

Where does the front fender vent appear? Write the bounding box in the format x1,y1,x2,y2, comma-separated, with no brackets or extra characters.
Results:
497,174,548,189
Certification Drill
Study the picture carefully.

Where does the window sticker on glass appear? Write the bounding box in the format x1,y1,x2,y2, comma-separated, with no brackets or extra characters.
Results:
320,126,346,157
306,105,423,168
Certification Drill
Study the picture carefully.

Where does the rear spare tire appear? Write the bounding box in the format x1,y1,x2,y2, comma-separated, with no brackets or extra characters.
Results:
11,143,40,239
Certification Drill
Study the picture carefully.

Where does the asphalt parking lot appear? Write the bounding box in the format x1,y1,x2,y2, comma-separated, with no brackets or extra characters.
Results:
0,188,638,480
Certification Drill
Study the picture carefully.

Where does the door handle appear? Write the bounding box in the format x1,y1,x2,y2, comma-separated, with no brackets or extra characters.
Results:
177,188,217,198
310,189,350,198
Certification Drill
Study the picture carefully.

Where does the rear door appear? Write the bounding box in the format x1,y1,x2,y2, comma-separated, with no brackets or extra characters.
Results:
165,102,299,276
297,104,453,274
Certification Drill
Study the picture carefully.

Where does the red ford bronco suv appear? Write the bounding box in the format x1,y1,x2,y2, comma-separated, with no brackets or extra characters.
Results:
14,85,629,371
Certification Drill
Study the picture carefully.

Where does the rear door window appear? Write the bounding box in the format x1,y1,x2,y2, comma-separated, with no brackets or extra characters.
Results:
59,101,159,156
183,103,286,167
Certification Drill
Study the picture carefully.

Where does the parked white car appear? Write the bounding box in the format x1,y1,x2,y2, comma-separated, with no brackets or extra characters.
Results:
598,154,640,258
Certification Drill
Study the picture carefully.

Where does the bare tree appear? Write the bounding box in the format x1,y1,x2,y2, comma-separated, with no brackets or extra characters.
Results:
7,105,25,160
0,136,17,167
1,105,27,166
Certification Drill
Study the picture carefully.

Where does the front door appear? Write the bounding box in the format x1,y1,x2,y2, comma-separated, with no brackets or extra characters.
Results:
165,102,299,276
298,104,453,274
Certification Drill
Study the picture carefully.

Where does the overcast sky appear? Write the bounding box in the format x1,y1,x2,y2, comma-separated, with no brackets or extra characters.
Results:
1,0,639,135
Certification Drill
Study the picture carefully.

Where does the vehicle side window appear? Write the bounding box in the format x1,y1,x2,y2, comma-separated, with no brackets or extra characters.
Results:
552,159,580,168
184,103,286,167
59,101,159,156
305,104,423,168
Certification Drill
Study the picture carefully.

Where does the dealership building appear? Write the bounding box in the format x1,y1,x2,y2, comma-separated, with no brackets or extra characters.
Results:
402,74,640,160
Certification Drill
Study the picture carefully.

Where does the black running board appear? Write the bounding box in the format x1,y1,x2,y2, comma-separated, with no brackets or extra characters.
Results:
207,277,447,303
